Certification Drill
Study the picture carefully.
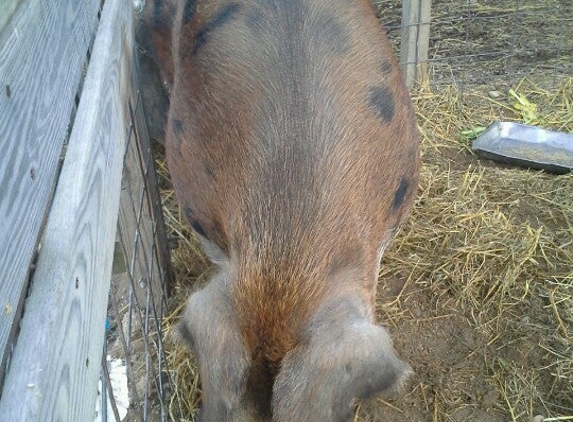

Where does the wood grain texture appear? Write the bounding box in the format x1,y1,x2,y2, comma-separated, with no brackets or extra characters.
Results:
0,0,24,32
0,0,100,382
400,0,432,87
0,0,134,419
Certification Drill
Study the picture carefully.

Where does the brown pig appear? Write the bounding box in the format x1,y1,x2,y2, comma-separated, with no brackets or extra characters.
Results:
143,0,420,420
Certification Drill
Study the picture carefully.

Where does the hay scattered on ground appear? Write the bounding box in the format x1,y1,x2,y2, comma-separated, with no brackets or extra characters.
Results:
155,159,206,422
373,77,573,421
157,77,573,422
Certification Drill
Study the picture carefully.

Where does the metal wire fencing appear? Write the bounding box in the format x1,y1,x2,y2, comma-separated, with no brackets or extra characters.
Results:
97,52,175,422
373,0,572,89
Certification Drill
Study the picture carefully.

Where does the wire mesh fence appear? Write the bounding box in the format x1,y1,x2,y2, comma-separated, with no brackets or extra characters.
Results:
97,52,175,422
373,0,572,89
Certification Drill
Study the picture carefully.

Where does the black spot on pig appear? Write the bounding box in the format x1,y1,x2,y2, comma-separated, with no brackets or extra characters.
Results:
184,0,197,24
185,207,208,238
368,85,395,124
184,207,194,220
204,164,216,181
380,60,392,76
192,3,241,55
172,119,185,136
392,178,409,210
313,13,351,55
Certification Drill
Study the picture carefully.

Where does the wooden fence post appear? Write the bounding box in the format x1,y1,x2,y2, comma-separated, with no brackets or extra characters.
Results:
401,0,432,88
0,0,134,419
0,0,100,387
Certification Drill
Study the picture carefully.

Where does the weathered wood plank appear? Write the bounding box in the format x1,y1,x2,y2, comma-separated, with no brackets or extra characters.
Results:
0,0,134,420
0,0,100,382
0,0,24,32
400,0,432,87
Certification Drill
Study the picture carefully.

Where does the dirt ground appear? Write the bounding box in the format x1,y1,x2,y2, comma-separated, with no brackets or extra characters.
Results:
151,1,573,421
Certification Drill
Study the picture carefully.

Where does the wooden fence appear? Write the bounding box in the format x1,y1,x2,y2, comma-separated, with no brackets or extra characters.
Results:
0,0,172,420
0,0,101,388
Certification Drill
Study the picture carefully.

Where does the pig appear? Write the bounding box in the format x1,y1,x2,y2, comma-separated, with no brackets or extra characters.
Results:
142,0,420,420
135,1,173,144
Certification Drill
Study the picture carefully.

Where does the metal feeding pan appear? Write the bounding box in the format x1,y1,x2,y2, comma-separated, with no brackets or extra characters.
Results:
472,122,573,174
